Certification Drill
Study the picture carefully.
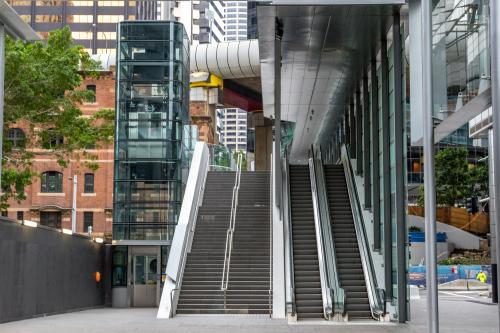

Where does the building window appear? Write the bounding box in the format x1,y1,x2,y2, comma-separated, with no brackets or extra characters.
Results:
41,171,63,193
98,0,124,6
68,15,93,23
97,15,124,23
1,211,7,217
84,173,95,193
71,31,93,40
83,212,93,233
17,211,24,221
7,128,26,149
86,84,96,103
35,15,62,23
42,129,64,149
40,211,62,229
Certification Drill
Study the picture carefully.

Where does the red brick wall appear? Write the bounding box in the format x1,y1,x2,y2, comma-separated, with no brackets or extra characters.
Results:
6,70,116,239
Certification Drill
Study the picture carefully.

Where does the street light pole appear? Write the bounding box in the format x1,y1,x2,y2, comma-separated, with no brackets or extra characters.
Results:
71,175,77,233
489,0,500,326
421,0,439,332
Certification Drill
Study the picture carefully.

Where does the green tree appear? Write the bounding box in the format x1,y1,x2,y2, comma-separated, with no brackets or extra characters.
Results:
417,147,488,207
233,150,247,171
2,27,114,208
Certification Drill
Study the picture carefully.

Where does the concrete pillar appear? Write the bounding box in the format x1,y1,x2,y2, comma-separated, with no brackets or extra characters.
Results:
249,111,272,171
255,124,272,171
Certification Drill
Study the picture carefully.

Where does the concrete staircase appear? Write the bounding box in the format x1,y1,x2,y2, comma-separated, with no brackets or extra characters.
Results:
289,165,324,320
324,165,372,319
176,171,271,315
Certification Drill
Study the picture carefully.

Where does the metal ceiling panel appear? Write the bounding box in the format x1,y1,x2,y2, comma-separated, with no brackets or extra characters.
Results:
258,4,396,162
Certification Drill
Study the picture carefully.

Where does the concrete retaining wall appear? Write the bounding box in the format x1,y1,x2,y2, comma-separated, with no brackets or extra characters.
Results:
0,219,106,323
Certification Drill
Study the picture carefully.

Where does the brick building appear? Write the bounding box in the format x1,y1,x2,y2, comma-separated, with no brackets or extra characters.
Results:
6,56,115,239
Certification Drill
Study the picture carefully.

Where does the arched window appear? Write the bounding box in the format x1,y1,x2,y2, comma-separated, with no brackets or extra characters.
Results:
41,171,63,193
7,128,25,149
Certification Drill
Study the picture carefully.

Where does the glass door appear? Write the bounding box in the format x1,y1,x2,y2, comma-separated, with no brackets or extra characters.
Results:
132,254,158,307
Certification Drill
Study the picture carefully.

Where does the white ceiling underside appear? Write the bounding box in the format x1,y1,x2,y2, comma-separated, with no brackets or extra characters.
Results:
258,4,397,162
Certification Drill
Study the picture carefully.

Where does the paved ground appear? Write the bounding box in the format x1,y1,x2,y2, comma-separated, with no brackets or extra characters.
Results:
0,290,497,333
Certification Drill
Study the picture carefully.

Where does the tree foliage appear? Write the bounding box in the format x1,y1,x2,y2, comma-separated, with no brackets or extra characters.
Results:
233,150,248,171
2,27,114,208
417,147,488,207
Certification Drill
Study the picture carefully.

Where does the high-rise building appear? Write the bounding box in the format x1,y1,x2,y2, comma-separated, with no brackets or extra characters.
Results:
217,108,247,152
162,1,224,44
7,0,161,55
247,1,258,39
224,1,247,41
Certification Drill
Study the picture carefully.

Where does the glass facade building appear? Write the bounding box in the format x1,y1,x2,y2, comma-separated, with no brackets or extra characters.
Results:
431,0,490,121
113,21,189,241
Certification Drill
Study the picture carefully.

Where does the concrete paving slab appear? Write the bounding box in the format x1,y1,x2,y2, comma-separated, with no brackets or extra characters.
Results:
0,290,497,333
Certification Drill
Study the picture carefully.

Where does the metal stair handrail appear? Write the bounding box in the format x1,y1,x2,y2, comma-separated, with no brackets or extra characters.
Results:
283,153,297,317
308,152,334,319
340,144,386,320
313,146,346,318
221,152,243,292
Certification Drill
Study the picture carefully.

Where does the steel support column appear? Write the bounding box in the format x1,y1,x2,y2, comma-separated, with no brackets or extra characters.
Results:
363,72,371,209
345,107,350,148
393,10,407,323
421,0,439,331
356,89,363,175
381,34,392,300
489,129,498,303
274,22,282,210
490,0,500,326
350,97,356,157
371,56,381,251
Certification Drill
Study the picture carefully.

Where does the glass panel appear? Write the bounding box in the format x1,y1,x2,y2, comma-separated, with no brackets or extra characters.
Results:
431,0,490,124
114,22,189,241
146,256,157,285
134,255,146,284
112,246,127,287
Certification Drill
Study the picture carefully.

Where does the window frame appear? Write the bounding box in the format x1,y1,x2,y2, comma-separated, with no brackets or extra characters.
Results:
84,173,95,193
41,171,63,193
7,128,26,149
83,211,93,233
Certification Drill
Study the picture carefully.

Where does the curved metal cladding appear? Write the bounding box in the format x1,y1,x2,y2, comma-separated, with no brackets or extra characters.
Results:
191,39,260,78
113,21,189,241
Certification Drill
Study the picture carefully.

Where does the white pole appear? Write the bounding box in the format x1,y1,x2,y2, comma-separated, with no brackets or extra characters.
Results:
421,0,439,332
489,0,500,326
71,175,77,233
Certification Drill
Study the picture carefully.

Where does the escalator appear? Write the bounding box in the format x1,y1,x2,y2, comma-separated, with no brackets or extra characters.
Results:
288,165,324,319
324,165,371,319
